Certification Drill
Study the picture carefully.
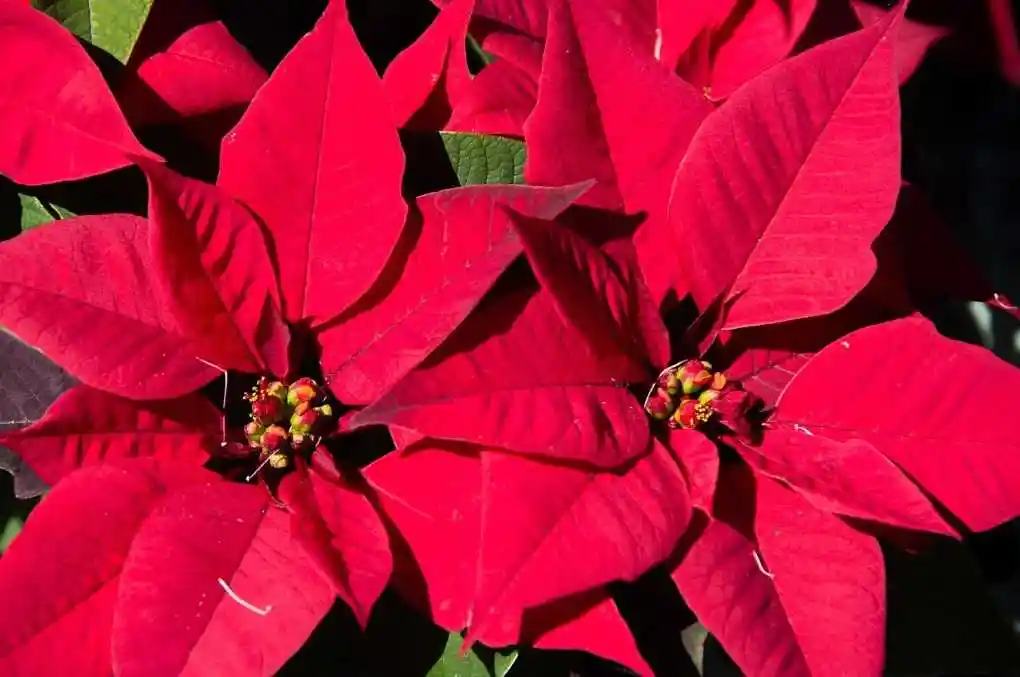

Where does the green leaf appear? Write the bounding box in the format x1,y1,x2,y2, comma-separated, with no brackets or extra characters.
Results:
467,34,495,66
32,0,153,63
440,132,526,186
494,650,518,677
0,516,23,553
426,633,518,677
18,194,75,231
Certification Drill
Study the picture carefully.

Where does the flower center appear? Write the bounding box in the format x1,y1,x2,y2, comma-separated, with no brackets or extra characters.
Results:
644,359,729,429
243,376,335,471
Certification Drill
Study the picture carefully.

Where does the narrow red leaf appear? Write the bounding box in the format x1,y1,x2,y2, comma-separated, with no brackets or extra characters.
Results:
664,428,719,510
0,215,217,399
383,0,472,128
0,462,210,676
531,593,653,676
741,428,954,536
318,183,590,404
276,456,392,627
219,0,407,325
0,385,219,487
366,439,692,646
671,518,810,677
352,286,650,468
774,317,1020,532
656,0,738,69
755,477,886,677
526,0,712,216
0,2,159,184
114,481,335,677
513,210,669,368
143,161,291,377
852,1,947,84
676,0,817,99
669,11,902,328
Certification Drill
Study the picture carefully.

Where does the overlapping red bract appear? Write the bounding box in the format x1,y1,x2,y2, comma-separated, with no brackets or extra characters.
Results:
2,0,1020,675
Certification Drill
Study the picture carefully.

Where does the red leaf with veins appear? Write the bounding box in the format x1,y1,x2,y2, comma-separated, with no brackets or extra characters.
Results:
319,182,590,404
773,317,1020,532
852,1,947,84
671,518,810,677
0,215,217,399
0,386,219,487
0,462,209,677
755,477,886,677
513,210,669,368
740,428,955,536
669,11,902,328
352,285,650,468
0,2,158,184
276,455,391,628
383,0,472,128
143,162,291,376
724,347,812,407
365,438,691,646
219,0,407,325
114,481,334,677
526,0,711,217
675,0,817,99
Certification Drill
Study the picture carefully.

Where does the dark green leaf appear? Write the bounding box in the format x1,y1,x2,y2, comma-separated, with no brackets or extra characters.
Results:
31,0,153,63
440,132,526,186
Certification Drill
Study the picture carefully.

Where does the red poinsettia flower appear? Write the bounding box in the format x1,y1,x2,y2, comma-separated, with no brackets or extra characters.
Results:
351,8,1020,677
0,1,591,673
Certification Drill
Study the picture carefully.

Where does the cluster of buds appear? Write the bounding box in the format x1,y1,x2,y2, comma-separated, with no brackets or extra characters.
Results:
243,377,334,470
644,360,729,429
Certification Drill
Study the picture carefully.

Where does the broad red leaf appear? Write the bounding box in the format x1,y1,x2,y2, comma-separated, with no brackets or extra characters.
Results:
852,1,947,84
383,0,472,128
114,481,335,677
277,455,391,627
447,58,538,137
143,161,291,377
122,20,267,125
671,518,810,677
525,0,711,215
219,0,407,325
0,385,219,487
0,215,218,399
0,462,208,676
318,183,590,404
0,2,158,184
740,428,954,535
755,477,885,677
365,439,691,646
352,285,650,468
675,0,818,99
773,317,1020,532
668,11,902,328
530,593,653,676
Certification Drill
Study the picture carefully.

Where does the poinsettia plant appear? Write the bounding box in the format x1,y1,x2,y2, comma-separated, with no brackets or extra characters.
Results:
1,0,1020,676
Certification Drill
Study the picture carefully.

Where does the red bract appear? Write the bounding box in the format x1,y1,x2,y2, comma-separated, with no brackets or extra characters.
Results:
0,2,159,184
0,1,591,674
